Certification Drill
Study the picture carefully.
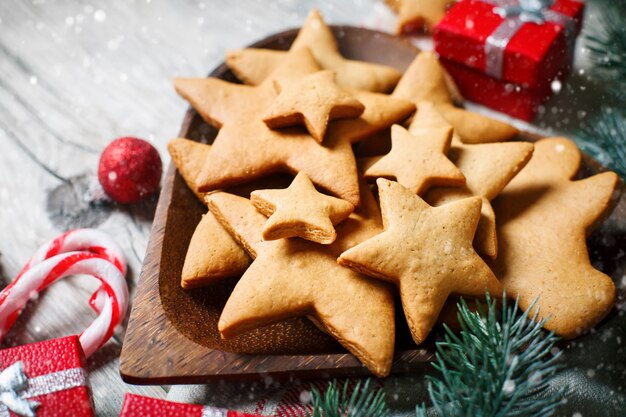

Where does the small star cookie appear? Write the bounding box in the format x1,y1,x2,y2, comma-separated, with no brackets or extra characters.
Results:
208,186,396,377
490,138,619,339
362,123,465,195
226,10,402,92
338,178,502,345
393,52,518,144
251,172,354,244
263,70,365,142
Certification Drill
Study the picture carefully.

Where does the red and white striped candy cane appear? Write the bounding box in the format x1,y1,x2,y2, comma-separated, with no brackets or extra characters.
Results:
16,228,126,277
0,229,129,358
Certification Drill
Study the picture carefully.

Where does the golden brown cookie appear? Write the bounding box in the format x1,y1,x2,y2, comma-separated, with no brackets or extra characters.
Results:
226,10,402,93
263,70,365,142
338,178,502,345
175,48,414,206
181,213,252,289
390,0,456,34
250,172,354,244
208,190,396,377
362,123,465,195
412,103,534,258
393,52,518,144
167,137,211,201
490,137,620,339
168,138,253,288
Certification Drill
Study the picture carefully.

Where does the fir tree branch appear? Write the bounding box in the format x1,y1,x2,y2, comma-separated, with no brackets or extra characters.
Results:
578,106,626,180
309,379,389,417
416,294,564,417
585,1,626,93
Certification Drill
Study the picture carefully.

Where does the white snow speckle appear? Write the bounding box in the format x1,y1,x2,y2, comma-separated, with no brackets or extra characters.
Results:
555,144,565,153
551,79,562,93
93,9,106,22
502,379,516,396
29,76,38,85
299,390,312,404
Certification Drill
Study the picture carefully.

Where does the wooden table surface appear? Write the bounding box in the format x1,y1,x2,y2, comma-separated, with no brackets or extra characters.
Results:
0,0,619,416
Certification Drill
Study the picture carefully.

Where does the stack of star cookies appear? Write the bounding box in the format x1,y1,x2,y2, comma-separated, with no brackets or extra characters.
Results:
167,10,620,377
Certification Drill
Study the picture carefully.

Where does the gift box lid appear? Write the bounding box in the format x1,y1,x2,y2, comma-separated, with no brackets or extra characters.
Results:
0,336,94,417
433,0,584,89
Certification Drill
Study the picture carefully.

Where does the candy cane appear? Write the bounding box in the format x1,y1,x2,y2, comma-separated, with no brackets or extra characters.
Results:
0,230,128,358
16,228,126,277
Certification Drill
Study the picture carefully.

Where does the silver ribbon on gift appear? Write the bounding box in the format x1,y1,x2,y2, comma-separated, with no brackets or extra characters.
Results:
482,0,577,79
0,361,87,417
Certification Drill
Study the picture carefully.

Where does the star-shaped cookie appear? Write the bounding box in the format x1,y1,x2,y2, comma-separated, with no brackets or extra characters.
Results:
208,185,395,377
411,103,534,257
338,179,502,345
263,70,365,142
362,123,465,195
393,52,519,144
174,48,415,206
251,172,354,244
387,0,456,34
226,10,402,92
167,138,252,288
490,138,619,338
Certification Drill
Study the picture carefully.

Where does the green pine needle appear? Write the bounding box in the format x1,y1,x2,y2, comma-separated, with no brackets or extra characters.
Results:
585,1,626,87
416,294,564,417
578,106,626,180
309,379,389,417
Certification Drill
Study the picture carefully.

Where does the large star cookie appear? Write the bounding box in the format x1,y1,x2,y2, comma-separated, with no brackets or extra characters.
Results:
490,137,619,338
386,0,456,34
168,138,251,288
175,48,414,206
251,172,354,244
226,10,402,92
393,52,518,144
339,179,502,345
412,103,534,258
208,185,395,377
362,123,465,195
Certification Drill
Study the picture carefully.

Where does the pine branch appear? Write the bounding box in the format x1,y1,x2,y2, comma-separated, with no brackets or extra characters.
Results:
585,1,626,92
578,106,626,180
309,379,389,417
416,294,564,417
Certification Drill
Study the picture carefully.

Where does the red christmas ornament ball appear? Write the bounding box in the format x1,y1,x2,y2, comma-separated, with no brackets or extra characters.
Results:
98,137,162,204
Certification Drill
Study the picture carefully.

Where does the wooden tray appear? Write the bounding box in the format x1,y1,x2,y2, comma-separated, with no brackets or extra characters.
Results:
119,26,625,385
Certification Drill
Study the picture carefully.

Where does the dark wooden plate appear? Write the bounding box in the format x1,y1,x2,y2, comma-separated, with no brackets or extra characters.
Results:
119,26,625,385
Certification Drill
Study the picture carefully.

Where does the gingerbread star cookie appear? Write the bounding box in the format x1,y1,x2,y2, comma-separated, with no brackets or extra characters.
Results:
411,103,534,257
175,48,414,206
263,70,365,142
490,138,619,339
226,10,402,92
168,138,252,288
208,190,395,377
362,123,465,195
338,179,502,345
251,172,354,244
387,0,456,34
393,52,518,144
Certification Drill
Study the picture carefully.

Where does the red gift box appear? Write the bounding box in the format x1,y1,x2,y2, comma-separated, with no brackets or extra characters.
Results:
440,57,554,121
119,394,262,417
433,0,584,89
0,336,94,417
